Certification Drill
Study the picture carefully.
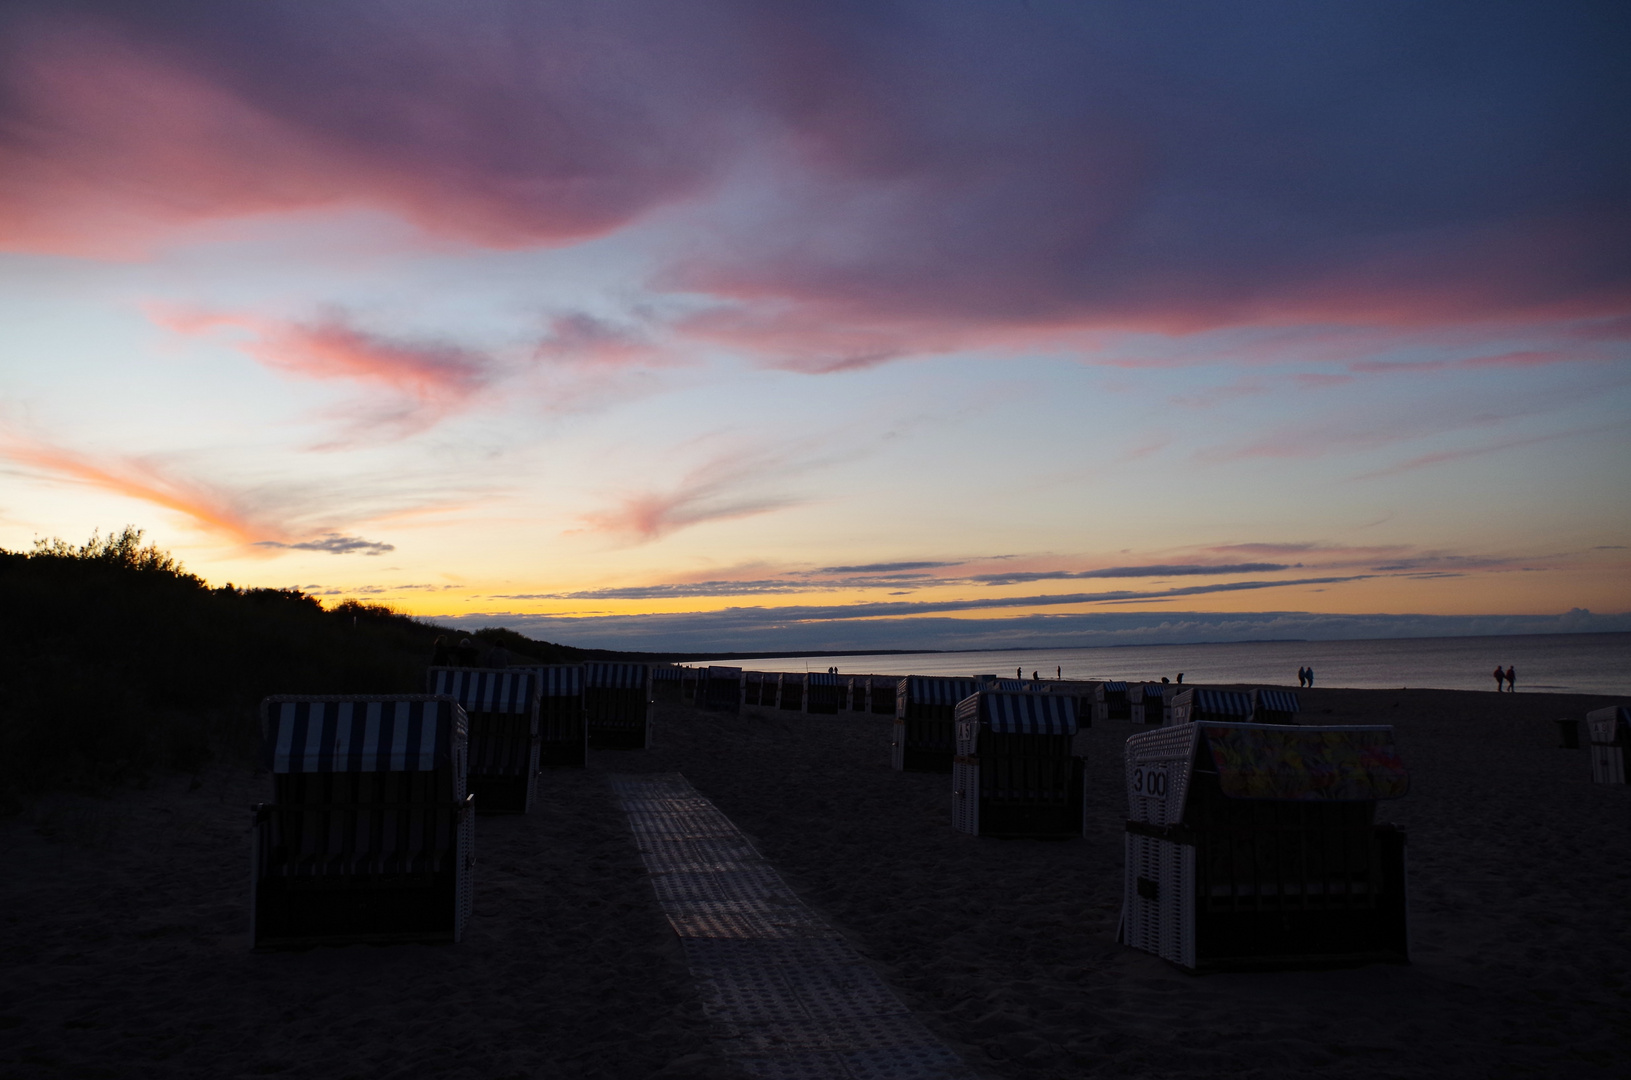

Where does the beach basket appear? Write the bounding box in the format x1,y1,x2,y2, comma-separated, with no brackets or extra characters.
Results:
1586,706,1630,784
742,671,766,708
776,673,805,712
892,676,979,772
1252,689,1302,725
426,667,539,813
516,664,587,767
952,692,1082,838
584,662,652,749
1128,684,1173,726
805,671,843,715
868,675,900,715
1121,722,1411,972
252,695,475,949
1170,688,1254,727
1094,681,1131,724
650,665,686,704
699,666,742,714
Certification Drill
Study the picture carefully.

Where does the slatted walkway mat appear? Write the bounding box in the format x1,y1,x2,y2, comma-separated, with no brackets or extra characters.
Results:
611,774,976,1080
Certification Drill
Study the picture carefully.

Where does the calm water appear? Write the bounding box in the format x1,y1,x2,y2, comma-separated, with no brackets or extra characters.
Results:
703,632,1631,696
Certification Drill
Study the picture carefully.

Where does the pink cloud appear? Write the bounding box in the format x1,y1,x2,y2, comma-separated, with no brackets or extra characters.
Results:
152,306,492,429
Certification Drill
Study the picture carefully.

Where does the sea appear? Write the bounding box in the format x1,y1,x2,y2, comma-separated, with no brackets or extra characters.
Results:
704,632,1631,697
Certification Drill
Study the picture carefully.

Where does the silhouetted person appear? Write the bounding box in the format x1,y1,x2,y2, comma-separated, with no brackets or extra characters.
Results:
1176,673,1184,684
1017,667,1022,679
1032,670,1040,681
454,637,480,667
1056,666,1061,679
431,635,452,666
1160,676,1170,684
1306,666,1315,687
1506,665,1516,692
1297,666,1307,688
1493,665,1505,692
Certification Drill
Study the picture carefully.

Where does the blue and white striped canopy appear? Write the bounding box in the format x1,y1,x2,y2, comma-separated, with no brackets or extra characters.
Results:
585,662,649,689
650,666,686,681
807,672,839,686
1100,682,1128,693
960,691,1078,735
1191,689,1255,717
515,664,583,696
261,696,465,773
1140,685,1168,700
1253,688,1301,715
993,678,1033,691
905,676,979,706
426,667,538,713
705,666,742,681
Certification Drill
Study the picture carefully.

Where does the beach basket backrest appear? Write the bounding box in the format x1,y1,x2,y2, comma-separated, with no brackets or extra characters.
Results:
516,664,583,697
426,667,539,714
650,666,685,682
1198,722,1408,801
1125,724,1200,825
585,662,649,689
1175,688,1253,723
1586,706,1630,745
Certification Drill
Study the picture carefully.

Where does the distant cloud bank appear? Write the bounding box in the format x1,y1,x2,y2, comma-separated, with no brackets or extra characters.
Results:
438,606,1631,653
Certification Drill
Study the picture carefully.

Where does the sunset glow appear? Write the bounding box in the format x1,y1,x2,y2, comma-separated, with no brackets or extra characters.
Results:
2,2,1627,651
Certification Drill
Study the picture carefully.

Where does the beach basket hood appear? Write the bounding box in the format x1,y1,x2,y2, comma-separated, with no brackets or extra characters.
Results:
955,691,1078,735
426,667,539,714
806,671,839,687
903,675,979,707
515,664,583,696
260,695,466,774
1252,688,1302,715
585,662,649,689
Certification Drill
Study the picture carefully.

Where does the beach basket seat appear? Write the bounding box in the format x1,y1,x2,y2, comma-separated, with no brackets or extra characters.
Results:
1094,681,1131,723
584,662,652,749
1252,688,1301,725
517,664,587,768
650,665,686,704
1171,689,1254,727
777,673,805,712
1586,706,1631,784
1121,722,1410,972
426,667,540,813
892,676,979,772
699,666,742,714
252,695,474,949
1129,684,1172,726
804,671,843,715
952,692,1082,838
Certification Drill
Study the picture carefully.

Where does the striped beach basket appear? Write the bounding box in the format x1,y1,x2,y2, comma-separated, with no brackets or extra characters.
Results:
892,676,979,773
1128,684,1173,726
1170,688,1254,727
1094,681,1131,723
1121,722,1411,972
584,662,653,749
426,668,540,813
1252,688,1302,725
650,664,686,704
252,695,475,948
699,666,742,714
1586,706,1630,784
516,664,588,767
804,671,843,715
952,691,1082,838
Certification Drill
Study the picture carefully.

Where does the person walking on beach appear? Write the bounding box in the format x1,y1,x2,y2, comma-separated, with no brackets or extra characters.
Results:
1305,666,1314,687
1017,667,1022,679
1297,666,1307,688
1493,665,1505,692
1176,672,1184,684
1506,665,1516,692
1057,666,1061,680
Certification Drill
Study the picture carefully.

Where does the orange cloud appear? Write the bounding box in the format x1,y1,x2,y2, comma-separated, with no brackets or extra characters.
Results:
0,435,276,544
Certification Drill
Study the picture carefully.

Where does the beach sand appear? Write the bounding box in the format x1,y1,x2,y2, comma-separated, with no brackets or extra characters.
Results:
3,685,1627,1078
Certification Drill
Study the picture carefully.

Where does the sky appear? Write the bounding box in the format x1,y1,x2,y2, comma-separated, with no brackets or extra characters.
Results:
1,0,1628,652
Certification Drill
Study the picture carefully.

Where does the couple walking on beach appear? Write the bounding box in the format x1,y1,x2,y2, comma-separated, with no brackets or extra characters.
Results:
1298,666,1315,688
1493,665,1517,692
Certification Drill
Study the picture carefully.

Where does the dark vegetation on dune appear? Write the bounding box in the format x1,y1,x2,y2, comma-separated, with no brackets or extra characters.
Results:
0,528,617,814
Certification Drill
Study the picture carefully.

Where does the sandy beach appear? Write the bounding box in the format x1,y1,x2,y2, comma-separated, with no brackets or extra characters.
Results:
3,685,1628,1079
